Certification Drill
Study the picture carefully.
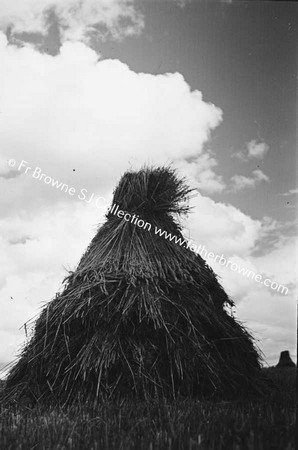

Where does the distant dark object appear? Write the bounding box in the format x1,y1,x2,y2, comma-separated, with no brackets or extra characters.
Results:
276,351,296,368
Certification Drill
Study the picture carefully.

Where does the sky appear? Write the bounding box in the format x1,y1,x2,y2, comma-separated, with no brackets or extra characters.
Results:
0,0,297,374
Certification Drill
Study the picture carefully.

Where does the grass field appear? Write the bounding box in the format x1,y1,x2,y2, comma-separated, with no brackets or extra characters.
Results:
0,367,296,450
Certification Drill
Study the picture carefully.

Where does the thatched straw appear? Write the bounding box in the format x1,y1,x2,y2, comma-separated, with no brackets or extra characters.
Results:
5,166,263,405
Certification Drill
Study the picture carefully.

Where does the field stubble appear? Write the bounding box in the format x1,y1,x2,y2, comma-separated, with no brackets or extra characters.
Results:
0,367,296,450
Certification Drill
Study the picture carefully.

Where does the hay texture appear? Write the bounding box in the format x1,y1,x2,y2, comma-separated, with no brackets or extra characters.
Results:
5,167,262,404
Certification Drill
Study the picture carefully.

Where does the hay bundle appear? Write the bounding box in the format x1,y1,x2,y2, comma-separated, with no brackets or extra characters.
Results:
275,351,296,368
5,167,262,404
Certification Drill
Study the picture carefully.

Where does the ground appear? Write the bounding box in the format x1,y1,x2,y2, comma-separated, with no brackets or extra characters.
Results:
0,367,296,449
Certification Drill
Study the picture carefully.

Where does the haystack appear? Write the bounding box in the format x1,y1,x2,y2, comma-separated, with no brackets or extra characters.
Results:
275,351,296,368
5,167,262,404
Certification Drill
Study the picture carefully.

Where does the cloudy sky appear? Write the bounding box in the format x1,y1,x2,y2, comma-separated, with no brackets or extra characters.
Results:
0,0,297,374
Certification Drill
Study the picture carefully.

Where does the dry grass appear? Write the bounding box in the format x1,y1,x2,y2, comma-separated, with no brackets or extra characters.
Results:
0,368,296,450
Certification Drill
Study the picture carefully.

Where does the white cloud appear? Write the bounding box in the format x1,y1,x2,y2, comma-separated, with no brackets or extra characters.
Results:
174,0,192,7
247,140,269,159
253,169,269,182
230,174,256,190
231,150,248,162
252,236,298,288
0,201,103,367
211,236,297,301
231,139,269,161
176,153,226,194
230,169,269,192
183,193,263,257
0,0,144,43
282,188,298,196
0,34,223,219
